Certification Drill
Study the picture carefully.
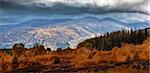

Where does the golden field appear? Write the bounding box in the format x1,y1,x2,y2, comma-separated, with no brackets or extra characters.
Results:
0,38,149,73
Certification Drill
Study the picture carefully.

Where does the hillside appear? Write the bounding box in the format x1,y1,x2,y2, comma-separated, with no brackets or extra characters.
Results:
0,17,149,50
77,28,150,50
0,28,149,73
0,38,149,73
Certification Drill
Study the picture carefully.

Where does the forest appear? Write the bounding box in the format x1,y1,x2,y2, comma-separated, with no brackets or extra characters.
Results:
77,28,150,50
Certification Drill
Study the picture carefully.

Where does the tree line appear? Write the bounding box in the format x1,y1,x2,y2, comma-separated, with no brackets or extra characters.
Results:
77,28,150,50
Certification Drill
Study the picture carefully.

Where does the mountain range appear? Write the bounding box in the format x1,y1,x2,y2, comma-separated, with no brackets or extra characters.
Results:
0,17,149,50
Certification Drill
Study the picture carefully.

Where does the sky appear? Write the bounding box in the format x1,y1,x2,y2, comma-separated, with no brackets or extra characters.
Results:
0,0,150,25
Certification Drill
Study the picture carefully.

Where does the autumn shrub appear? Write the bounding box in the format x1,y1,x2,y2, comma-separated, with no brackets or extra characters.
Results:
1,52,12,64
1,37,149,72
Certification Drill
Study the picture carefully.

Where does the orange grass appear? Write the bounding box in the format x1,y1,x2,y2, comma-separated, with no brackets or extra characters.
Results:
1,38,149,72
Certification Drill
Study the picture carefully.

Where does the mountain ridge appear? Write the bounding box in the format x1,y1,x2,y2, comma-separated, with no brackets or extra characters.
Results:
0,17,149,50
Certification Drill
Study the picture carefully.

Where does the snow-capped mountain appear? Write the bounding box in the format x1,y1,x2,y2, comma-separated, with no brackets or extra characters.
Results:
0,17,149,50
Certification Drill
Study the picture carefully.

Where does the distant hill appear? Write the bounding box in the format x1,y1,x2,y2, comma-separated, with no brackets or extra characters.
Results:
0,17,150,50
0,19,72,34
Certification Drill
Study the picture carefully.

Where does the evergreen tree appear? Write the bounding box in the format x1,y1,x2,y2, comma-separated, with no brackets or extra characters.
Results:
77,28,149,51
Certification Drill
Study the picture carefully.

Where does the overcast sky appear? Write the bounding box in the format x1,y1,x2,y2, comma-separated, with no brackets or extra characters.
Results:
0,0,149,25
0,0,149,14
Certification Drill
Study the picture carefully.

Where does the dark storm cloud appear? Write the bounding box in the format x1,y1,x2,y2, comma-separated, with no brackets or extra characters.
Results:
0,0,149,14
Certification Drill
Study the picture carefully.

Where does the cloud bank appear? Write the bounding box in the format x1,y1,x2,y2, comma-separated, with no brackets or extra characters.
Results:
0,0,149,14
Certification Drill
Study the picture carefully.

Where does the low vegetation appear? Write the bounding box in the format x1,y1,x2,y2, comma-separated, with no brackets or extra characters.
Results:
0,28,149,73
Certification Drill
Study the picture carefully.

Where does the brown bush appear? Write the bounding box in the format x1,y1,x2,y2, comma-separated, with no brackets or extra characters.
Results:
12,43,26,57
1,38,150,72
